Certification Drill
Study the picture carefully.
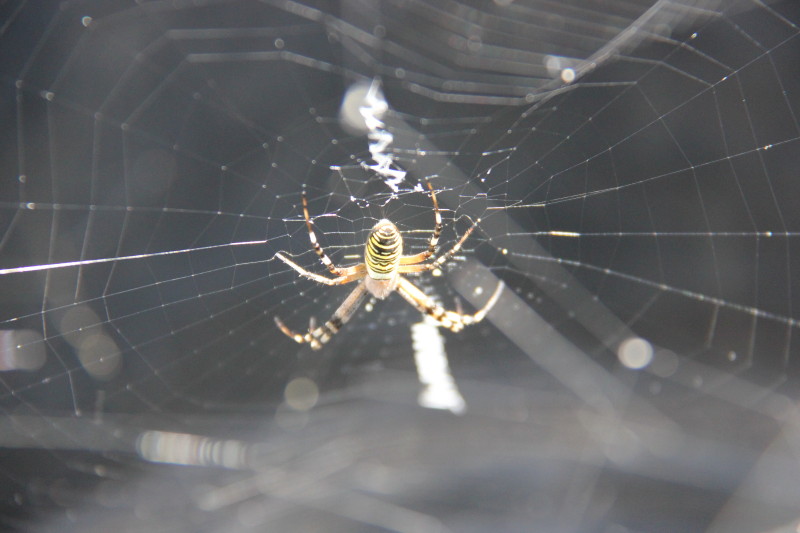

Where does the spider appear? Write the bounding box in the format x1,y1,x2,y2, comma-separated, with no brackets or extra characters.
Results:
274,182,504,350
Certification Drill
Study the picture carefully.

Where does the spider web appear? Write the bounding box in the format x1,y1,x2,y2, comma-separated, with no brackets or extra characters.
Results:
1,0,800,531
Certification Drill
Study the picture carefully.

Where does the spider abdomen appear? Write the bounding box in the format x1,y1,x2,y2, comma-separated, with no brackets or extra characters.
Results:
365,219,402,282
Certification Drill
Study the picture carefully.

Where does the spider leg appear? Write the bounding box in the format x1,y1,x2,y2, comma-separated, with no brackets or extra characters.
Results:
400,180,442,265
397,217,479,274
275,280,369,350
275,252,366,286
301,191,346,276
396,277,503,332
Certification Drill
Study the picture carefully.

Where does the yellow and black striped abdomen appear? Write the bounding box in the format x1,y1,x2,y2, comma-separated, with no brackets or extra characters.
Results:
365,220,402,280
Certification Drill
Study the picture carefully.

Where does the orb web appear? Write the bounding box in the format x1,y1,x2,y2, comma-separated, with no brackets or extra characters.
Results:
1,1,799,531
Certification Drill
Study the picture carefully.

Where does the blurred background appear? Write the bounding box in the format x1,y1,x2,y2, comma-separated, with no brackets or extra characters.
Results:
1,0,800,531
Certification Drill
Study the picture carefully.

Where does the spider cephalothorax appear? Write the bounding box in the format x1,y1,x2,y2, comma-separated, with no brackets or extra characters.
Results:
274,183,503,349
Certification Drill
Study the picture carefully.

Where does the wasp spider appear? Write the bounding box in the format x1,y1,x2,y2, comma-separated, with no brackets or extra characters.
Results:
274,183,504,350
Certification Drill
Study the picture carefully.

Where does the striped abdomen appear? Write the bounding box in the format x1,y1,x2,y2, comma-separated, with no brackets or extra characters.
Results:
365,220,402,280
